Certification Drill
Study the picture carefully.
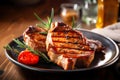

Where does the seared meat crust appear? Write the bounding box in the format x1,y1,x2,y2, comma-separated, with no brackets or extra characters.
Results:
46,22,97,70
23,26,47,53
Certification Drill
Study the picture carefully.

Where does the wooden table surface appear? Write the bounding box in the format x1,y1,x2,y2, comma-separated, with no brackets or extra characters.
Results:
0,0,120,80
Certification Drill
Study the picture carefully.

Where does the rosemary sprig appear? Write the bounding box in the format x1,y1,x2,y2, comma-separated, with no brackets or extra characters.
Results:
4,45,19,54
4,39,50,63
34,8,54,30
13,39,50,63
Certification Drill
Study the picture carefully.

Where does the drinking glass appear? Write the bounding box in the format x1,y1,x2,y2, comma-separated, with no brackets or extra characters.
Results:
82,0,97,26
60,3,80,27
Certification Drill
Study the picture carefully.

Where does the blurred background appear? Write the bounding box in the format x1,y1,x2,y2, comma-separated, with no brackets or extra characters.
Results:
0,0,98,31
1,0,120,80
0,0,84,20
1,0,119,29
0,0,84,27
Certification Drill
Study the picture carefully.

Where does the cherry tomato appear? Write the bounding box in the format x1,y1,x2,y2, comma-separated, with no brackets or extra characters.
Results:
18,50,39,65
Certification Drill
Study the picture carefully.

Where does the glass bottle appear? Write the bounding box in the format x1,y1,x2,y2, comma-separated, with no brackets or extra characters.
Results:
96,0,119,28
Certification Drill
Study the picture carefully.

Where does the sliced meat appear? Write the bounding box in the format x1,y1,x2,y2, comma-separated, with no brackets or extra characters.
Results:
23,26,47,53
46,22,98,70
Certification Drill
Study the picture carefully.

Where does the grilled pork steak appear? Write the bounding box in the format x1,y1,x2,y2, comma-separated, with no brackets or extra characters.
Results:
46,22,102,70
23,26,47,53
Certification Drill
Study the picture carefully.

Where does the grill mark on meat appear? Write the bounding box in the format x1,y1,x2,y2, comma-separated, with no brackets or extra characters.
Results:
50,29,90,51
52,37,86,44
27,33,46,40
55,48,94,54
52,42,92,50
51,31,84,38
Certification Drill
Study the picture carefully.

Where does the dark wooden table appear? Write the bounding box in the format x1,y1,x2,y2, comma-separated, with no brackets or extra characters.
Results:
0,0,120,80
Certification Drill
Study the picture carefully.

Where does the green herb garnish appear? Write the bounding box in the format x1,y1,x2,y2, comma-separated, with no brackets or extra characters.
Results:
72,16,77,28
4,39,50,63
39,32,48,35
34,8,54,30
13,39,50,62
4,45,19,54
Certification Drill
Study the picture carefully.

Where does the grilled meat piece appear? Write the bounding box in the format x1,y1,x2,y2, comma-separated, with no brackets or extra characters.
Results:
46,22,101,70
23,26,47,53
87,39,103,51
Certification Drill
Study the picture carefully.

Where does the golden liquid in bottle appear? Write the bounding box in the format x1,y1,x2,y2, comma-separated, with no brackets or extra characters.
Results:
96,0,119,28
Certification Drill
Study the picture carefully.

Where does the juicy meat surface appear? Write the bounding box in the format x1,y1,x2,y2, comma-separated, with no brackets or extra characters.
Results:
46,22,98,70
23,26,47,53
